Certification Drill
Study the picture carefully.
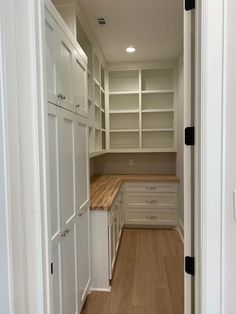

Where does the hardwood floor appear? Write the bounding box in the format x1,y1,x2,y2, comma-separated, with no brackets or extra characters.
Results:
82,228,184,314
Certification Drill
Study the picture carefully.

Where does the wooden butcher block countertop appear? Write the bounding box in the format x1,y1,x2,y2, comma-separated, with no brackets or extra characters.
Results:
90,175,179,211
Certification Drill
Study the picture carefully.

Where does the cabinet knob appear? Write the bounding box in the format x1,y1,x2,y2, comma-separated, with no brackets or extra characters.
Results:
76,104,80,108
57,93,63,99
62,95,66,100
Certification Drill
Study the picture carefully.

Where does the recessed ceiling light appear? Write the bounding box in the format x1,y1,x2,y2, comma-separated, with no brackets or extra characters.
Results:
126,47,136,53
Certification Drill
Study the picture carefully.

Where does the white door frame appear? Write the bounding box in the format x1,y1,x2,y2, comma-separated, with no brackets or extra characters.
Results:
195,0,224,313
0,0,226,313
0,0,50,313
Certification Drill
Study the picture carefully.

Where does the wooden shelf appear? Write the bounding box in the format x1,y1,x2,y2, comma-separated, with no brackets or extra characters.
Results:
142,109,174,113
109,109,139,114
94,78,100,87
109,91,139,95
142,128,174,132
109,129,139,133
141,90,174,94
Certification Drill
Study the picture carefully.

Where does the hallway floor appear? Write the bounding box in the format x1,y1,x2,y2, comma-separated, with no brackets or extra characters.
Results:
82,228,184,314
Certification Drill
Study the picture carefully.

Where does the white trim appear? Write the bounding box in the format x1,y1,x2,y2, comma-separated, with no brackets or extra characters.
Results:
89,287,112,292
196,1,224,313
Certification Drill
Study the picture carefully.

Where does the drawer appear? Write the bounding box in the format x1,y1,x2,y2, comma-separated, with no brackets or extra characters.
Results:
126,210,177,226
125,182,178,193
126,193,177,208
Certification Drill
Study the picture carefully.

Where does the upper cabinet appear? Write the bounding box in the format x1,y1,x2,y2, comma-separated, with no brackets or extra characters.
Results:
107,67,177,153
45,5,88,117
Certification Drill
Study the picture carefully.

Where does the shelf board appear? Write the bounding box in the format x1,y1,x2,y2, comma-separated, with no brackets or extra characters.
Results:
87,69,92,76
101,87,105,93
88,96,93,103
107,148,177,153
109,109,140,114
141,90,174,95
142,128,174,132
101,108,105,113
89,150,106,158
101,128,106,132
142,109,174,113
109,91,139,96
94,102,100,109
109,129,139,133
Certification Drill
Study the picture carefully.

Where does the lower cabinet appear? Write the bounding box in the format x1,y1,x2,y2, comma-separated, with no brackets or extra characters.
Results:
90,192,123,290
124,182,178,227
47,103,90,313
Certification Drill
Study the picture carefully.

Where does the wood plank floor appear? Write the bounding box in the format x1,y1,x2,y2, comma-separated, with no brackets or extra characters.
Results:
82,228,184,314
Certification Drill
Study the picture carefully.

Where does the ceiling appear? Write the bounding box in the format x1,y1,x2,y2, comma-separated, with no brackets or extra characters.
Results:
77,0,183,63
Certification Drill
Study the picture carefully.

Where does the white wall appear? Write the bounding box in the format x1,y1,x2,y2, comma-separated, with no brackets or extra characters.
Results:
90,153,176,176
176,52,184,232
223,1,236,312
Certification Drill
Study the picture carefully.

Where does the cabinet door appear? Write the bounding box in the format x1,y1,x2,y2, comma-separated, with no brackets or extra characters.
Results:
57,31,74,112
75,116,89,209
47,103,63,314
75,115,90,311
73,53,88,118
77,207,90,312
45,11,59,105
59,109,77,314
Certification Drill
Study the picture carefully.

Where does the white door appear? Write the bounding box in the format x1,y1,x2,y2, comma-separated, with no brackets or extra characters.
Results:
75,115,90,311
184,4,195,313
60,108,77,314
45,11,59,105
73,53,88,118
57,31,74,112
47,103,63,314
48,104,78,314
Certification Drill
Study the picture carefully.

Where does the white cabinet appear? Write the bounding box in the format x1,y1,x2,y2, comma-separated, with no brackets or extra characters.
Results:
124,182,178,226
48,104,77,314
45,7,88,114
90,192,123,290
47,103,90,313
73,55,88,118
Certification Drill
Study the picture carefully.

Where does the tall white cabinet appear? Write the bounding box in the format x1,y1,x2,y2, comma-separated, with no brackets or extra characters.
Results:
45,3,90,313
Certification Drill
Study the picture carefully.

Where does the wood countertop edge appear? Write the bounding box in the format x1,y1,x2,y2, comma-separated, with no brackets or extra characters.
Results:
90,175,179,211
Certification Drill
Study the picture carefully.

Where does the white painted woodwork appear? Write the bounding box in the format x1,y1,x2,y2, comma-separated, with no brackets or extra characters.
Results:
124,182,178,227
90,192,123,290
107,66,177,152
73,55,88,118
45,11,58,105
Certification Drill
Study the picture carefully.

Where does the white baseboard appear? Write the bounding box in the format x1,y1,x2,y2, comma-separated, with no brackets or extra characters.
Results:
176,218,184,243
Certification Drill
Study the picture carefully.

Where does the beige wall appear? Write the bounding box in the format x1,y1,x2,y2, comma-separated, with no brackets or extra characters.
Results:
90,153,176,176
176,52,184,230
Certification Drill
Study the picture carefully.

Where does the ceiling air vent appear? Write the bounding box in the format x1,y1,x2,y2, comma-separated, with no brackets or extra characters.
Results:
96,17,107,26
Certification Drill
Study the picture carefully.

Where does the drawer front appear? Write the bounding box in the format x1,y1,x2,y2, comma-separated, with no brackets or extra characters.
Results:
125,182,178,193
126,193,177,208
126,210,177,226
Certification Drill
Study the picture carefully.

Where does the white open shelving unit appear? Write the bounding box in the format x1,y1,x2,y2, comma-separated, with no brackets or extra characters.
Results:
76,21,106,158
106,66,177,152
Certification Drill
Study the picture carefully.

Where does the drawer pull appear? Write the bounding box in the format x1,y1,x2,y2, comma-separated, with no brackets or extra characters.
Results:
146,200,157,204
145,186,156,190
146,215,157,220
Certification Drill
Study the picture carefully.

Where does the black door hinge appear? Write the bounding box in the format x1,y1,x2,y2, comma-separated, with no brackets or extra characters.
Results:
51,262,54,275
185,127,195,146
185,0,195,11
185,256,195,275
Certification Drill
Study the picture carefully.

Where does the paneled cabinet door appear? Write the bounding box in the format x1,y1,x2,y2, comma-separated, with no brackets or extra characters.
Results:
73,53,88,118
57,30,75,112
45,11,59,105
60,108,77,314
48,103,63,314
75,115,90,311
75,115,89,208
77,207,90,312
48,104,78,314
